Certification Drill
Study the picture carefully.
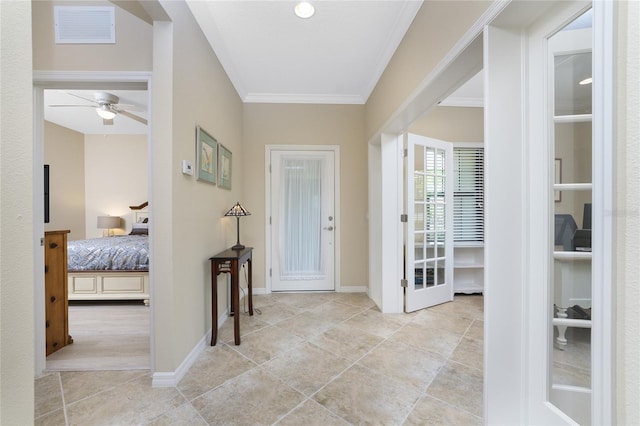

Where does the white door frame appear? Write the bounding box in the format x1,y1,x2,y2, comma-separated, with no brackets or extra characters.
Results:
265,145,341,293
32,71,153,375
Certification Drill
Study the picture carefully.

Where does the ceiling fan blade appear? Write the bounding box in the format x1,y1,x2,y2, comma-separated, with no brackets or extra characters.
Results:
119,109,148,125
66,92,98,105
103,118,114,125
48,104,95,108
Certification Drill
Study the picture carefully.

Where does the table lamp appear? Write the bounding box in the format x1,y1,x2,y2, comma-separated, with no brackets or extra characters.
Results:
224,202,251,250
97,215,121,237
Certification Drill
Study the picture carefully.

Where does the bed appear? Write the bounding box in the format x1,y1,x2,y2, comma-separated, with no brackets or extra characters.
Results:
67,207,150,305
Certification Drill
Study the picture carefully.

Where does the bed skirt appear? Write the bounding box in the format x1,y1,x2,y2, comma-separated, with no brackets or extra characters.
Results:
68,270,149,306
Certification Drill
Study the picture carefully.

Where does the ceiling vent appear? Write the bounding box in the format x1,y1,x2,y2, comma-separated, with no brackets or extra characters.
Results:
54,6,115,44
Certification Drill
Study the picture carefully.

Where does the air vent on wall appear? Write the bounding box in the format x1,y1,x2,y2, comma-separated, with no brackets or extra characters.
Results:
54,6,115,44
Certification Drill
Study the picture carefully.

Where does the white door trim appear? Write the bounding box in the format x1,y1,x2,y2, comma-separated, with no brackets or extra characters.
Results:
32,70,153,376
264,145,341,293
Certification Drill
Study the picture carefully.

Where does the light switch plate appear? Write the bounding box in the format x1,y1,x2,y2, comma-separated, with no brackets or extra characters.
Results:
182,160,194,175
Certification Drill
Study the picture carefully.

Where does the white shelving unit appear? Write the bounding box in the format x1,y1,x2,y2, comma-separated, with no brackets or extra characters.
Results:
454,243,484,293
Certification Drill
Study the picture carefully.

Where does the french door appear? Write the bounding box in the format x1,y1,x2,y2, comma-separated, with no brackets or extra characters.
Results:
404,134,454,312
268,147,337,291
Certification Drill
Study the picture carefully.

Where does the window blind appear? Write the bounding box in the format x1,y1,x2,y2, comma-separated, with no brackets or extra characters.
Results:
453,147,484,242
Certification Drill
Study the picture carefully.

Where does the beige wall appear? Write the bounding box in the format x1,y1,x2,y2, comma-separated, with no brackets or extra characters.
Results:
84,133,147,238
44,121,86,240
409,106,484,142
616,1,640,423
365,1,492,140
242,104,368,290
0,1,34,424
151,0,244,371
32,0,152,71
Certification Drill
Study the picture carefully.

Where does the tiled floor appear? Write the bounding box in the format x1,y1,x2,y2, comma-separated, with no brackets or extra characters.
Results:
35,292,484,425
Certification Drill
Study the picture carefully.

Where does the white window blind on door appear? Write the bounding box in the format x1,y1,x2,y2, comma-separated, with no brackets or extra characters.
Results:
453,146,484,242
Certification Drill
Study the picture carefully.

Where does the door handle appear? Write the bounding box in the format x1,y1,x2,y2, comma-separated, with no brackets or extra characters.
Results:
323,226,334,231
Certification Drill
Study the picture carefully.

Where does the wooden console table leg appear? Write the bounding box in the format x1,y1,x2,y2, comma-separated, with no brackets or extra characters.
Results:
232,259,241,345
211,262,218,346
248,258,254,316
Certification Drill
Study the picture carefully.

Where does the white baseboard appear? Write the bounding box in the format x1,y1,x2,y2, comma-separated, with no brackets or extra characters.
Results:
151,308,229,388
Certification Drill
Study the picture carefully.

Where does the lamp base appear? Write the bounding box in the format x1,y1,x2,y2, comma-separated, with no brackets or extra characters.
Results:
231,244,245,250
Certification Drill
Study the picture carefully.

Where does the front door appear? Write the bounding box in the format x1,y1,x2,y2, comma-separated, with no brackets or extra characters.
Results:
269,148,337,291
405,134,454,312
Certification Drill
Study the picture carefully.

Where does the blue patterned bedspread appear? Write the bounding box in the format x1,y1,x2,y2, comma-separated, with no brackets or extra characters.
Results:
67,235,149,271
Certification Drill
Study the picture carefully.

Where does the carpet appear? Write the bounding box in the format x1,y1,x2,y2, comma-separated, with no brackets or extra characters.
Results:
46,301,150,371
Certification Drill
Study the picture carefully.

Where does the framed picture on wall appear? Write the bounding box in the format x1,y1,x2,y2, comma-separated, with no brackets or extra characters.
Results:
218,144,232,190
196,126,217,185
555,158,562,202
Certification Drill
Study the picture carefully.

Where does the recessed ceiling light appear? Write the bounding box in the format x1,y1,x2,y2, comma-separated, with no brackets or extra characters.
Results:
294,2,315,19
579,77,593,85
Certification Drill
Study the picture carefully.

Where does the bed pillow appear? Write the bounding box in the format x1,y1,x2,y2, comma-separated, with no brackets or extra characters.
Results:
129,222,148,235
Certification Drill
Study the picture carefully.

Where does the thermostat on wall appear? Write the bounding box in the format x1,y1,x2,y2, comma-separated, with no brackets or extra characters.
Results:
182,160,194,176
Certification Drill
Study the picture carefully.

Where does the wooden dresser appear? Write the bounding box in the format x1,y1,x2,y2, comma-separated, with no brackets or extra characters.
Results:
45,230,72,356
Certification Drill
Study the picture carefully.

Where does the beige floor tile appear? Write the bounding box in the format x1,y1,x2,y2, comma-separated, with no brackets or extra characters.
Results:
34,408,66,426
358,340,446,391
309,323,384,362
429,296,484,320
66,374,186,425
262,342,351,396
313,364,421,425
343,308,409,338
230,325,304,364
426,361,483,417
34,373,63,418
403,395,483,425
390,322,461,357
332,292,377,309
276,400,349,426
216,311,270,344
145,402,207,425
274,310,341,340
450,336,483,371
465,319,484,341
273,292,333,310
251,301,304,325
35,293,487,425
411,309,474,335
177,344,257,400
191,368,305,425
307,300,367,322
60,370,148,405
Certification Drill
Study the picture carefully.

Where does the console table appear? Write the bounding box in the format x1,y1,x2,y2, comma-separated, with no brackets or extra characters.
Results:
209,247,253,345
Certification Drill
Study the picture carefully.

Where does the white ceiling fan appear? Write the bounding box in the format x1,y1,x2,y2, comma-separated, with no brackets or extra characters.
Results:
48,91,147,126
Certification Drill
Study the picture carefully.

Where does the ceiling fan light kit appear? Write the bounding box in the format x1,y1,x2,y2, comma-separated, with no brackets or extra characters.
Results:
96,104,116,120
294,2,314,19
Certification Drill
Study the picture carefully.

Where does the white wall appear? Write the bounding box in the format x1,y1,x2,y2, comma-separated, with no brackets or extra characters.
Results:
84,134,147,237
0,1,34,424
616,1,640,423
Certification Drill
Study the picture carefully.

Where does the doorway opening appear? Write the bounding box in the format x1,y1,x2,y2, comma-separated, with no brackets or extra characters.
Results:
34,74,153,374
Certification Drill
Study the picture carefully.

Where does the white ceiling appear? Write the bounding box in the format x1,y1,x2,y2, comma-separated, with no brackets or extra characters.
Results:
186,0,423,104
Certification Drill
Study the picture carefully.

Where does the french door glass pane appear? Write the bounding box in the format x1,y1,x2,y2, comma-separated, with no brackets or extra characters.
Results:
549,8,592,422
